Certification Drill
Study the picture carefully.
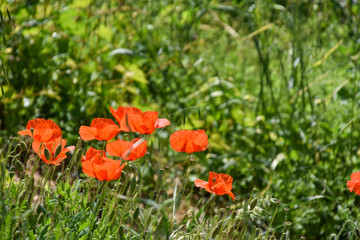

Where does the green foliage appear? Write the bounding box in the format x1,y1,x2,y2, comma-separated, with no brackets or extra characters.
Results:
1,0,360,238
0,138,291,239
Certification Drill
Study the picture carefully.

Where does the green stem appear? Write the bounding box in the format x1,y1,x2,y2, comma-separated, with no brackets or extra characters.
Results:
198,194,216,239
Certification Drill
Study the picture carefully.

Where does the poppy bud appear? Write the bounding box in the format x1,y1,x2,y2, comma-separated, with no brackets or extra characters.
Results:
27,193,33,205
44,147,51,160
37,204,47,216
118,226,125,240
212,225,221,239
9,166,15,179
11,153,20,166
133,207,139,220
37,214,44,224
74,149,82,163
123,134,130,142
54,144,62,157
356,228,360,239
250,198,257,210
18,190,27,203
20,141,27,151
27,176,35,191
15,160,24,173
12,231,23,239
108,209,116,221
14,144,21,153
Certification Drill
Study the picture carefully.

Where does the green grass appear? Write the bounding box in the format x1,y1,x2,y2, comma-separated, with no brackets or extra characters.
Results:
1,136,286,239
1,0,360,238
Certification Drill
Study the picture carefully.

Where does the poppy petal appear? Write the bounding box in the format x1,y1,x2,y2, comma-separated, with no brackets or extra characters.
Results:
94,167,108,181
195,179,208,189
98,125,121,141
208,172,218,188
91,118,117,128
18,129,32,137
32,140,43,155
218,174,233,191
34,128,56,142
20,118,62,142
193,130,208,152
351,171,360,181
110,106,125,128
227,191,235,202
79,126,98,141
106,138,147,161
113,162,126,180
26,118,47,129
170,130,208,153
155,118,170,128
82,161,96,178
347,180,360,195
141,111,158,133
169,131,189,152
195,179,212,193
66,146,76,152
106,140,125,157
110,106,165,134
51,152,67,165
81,148,126,181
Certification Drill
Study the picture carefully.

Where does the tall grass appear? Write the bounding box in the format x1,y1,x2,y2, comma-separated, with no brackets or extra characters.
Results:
1,136,292,239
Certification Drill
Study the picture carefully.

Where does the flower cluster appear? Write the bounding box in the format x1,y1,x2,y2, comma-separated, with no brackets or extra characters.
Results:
169,129,235,201
18,119,74,165
18,105,236,202
78,106,170,181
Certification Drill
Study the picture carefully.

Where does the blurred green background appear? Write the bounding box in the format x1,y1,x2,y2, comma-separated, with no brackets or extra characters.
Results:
1,0,360,238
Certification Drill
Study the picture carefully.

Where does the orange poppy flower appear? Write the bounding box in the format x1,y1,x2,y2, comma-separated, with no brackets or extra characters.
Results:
79,118,121,141
32,138,75,165
169,130,208,153
109,106,170,134
106,138,147,161
347,171,360,195
195,172,235,202
81,147,126,181
18,118,62,142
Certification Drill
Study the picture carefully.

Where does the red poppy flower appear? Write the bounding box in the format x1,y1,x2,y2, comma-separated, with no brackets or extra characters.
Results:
18,118,62,142
195,172,235,202
81,147,126,181
347,171,360,195
79,118,121,141
32,138,75,165
109,106,170,134
170,130,208,153
106,138,147,161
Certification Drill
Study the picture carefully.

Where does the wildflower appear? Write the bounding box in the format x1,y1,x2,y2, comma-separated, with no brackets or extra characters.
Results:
79,118,121,141
109,106,170,134
18,118,62,142
347,171,360,195
195,172,235,202
170,130,208,153
32,138,75,165
106,138,147,161
81,147,126,181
